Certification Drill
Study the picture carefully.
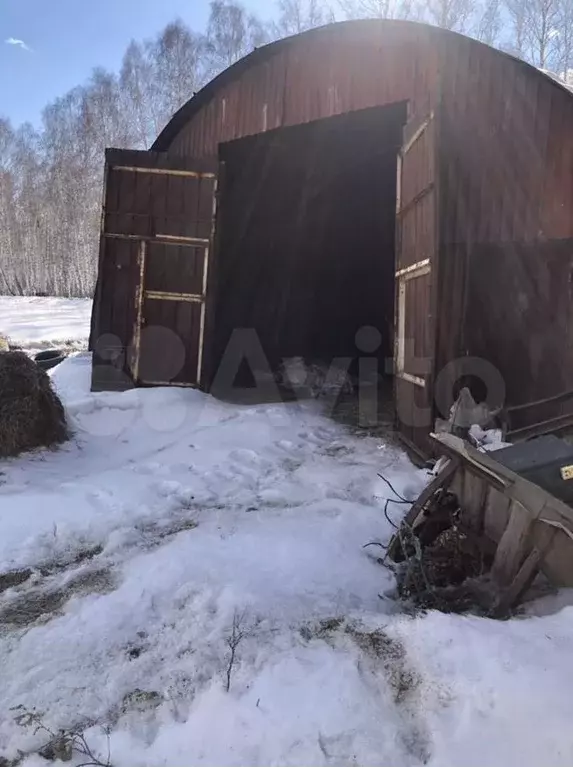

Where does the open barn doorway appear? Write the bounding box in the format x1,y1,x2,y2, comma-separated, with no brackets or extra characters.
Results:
207,101,408,428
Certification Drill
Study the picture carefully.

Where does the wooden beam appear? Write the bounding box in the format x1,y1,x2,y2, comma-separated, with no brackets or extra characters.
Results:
395,258,431,279
508,412,573,441
494,524,558,615
145,290,204,303
494,547,543,615
102,232,210,247
402,111,434,155
112,165,216,179
430,433,511,490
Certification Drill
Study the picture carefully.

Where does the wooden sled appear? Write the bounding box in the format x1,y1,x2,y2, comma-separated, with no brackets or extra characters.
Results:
387,432,573,614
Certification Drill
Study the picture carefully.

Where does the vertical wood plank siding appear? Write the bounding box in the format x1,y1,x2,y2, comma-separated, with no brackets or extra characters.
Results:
436,35,573,426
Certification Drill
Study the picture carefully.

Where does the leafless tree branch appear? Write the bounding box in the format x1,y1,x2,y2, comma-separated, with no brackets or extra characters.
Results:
225,609,249,692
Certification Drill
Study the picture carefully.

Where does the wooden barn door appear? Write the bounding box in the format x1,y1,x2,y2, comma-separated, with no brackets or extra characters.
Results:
96,149,217,389
394,111,438,453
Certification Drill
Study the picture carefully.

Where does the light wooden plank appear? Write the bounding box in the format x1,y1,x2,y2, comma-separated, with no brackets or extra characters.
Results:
145,290,204,303
397,371,426,388
113,165,216,179
483,485,512,543
402,111,434,155
496,524,558,614
491,499,538,586
461,469,488,533
496,547,543,614
395,258,431,278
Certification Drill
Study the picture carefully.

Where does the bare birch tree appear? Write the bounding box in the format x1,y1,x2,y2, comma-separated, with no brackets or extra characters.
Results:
504,0,529,57
151,21,207,127
0,14,224,297
205,0,269,74
272,0,335,36
120,40,160,149
339,0,424,20
555,0,573,79
504,0,560,67
474,0,502,44
525,0,560,66
425,0,475,31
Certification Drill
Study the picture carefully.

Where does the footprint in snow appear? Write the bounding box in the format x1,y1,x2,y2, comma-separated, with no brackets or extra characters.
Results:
275,439,296,452
227,449,275,479
85,487,118,510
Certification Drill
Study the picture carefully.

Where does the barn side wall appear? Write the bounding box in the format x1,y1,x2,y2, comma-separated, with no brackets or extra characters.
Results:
436,38,573,427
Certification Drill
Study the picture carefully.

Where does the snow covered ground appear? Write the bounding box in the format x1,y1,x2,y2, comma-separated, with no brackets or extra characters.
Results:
1,297,573,767
0,296,92,350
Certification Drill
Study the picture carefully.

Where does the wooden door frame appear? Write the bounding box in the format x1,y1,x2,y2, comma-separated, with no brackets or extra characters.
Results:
129,238,211,387
395,257,431,388
199,160,225,391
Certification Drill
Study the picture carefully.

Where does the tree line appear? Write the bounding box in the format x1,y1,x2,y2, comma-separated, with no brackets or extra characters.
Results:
1,0,571,297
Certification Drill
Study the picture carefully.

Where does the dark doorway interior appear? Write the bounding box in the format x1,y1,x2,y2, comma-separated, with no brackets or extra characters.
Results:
207,102,407,389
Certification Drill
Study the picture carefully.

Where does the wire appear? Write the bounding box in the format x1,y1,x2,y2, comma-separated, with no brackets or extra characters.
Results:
377,472,409,503
383,497,405,530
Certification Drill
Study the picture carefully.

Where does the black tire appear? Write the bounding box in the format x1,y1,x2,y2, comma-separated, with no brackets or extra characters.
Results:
34,350,66,371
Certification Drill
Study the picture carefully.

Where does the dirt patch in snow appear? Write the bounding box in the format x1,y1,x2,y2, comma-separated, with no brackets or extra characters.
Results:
0,544,104,597
302,618,421,705
133,515,199,548
346,626,421,704
40,543,105,576
303,618,431,762
0,569,33,594
0,567,116,629
329,381,398,441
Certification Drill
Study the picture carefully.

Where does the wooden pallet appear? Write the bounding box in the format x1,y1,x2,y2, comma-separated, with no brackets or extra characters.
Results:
388,432,573,612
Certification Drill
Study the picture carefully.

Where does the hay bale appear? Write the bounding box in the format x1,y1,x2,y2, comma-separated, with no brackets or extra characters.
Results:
0,351,69,458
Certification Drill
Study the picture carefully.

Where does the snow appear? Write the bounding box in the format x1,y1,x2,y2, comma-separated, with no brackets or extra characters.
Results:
0,296,92,348
539,67,573,93
1,298,573,766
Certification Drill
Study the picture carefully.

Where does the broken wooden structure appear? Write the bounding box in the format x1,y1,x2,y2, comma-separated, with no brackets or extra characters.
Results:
387,432,573,614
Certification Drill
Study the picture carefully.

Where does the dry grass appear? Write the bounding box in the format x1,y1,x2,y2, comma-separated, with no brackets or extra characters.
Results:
0,351,69,459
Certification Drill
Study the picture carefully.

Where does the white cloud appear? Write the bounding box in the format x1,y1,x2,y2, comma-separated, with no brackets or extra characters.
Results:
5,37,31,52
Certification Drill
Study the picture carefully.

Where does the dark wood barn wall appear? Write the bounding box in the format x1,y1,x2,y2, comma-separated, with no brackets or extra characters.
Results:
162,22,440,159
209,104,404,379
437,36,573,427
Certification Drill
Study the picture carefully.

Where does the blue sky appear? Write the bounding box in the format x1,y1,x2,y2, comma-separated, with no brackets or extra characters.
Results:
1,0,269,128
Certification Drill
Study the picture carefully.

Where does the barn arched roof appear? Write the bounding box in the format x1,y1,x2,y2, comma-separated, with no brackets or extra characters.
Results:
152,19,572,152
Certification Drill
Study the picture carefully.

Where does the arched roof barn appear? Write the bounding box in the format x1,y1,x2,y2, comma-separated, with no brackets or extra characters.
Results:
91,20,573,453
